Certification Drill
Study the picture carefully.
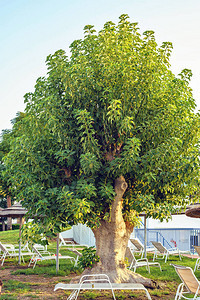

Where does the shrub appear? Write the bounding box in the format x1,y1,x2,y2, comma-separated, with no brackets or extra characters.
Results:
78,247,99,269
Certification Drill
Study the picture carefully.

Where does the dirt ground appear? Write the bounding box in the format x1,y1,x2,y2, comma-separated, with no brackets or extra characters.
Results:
0,265,177,299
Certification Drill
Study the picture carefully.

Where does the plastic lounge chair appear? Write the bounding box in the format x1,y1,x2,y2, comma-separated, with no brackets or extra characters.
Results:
0,243,15,260
125,247,161,273
2,242,31,254
151,241,184,263
194,246,200,272
66,274,116,300
0,241,33,266
59,234,88,250
14,241,33,252
21,242,31,252
130,238,154,258
54,273,152,300
67,248,82,267
0,243,15,253
28,245,76,268
14,242,46,253
59,233,75,247
171,264,200,300
33,243,48,251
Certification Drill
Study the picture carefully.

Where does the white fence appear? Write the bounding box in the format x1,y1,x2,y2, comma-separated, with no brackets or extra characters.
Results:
62,224,95,247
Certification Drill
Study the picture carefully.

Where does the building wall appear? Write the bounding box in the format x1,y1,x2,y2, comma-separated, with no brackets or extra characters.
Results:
146,215,200,229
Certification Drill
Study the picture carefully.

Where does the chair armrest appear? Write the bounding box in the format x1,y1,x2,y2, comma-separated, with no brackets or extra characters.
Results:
39,250,52,255
179,250,191,254
137,258,148,263
4,244,15,249
146,246,155,250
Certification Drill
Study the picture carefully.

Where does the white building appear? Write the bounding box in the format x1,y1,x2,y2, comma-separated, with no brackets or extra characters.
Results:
61,214,200,251
147,214,200,229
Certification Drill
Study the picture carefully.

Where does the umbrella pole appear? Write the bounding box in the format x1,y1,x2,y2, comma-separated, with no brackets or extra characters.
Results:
56,233,59,274
144,215,147,258
18,216,22,264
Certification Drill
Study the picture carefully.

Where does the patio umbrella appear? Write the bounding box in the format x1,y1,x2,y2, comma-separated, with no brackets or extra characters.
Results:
0,202,27,264
185,204,200,218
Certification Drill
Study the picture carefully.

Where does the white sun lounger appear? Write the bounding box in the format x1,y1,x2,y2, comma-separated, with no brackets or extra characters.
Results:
194,246,200,272
28,245,76,268
54,274,152,300
130,238,154,258
59,234,88,249
0,242,33,266
126,247,162,273
151,241,190,263
171,264,200,300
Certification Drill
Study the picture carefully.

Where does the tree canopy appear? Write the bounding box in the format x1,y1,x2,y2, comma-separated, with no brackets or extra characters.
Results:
0,113,26,204
0,129,13,207
3,14,200,235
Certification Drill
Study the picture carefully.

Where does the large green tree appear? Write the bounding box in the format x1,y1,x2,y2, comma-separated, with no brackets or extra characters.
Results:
4,15,200,284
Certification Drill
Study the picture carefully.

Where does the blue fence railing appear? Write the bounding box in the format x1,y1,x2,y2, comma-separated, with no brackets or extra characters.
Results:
134,228,200,253
135,228,174,249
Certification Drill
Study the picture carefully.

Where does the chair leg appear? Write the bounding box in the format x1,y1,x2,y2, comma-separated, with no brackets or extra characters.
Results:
1,254,6,266
71,257,75,265
33,259,38,269
153,251,156,261
28,261,31,267
197,260,200,272
74,287,81,300
159,263,162,271
175,283,184,300
111,289,116,300
28,256,35,267
67,290,78,300
129,259,135,270
194,286,200,299
147,262,150,273
194,258,200,272
144,287,152,300
74,256,79,267
22,255,25,264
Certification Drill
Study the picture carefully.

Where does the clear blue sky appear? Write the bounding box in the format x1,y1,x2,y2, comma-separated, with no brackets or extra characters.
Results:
1,0,200,133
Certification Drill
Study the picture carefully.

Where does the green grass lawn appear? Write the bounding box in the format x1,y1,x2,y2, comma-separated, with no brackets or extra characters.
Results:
0,229,20,244
0,229,199,299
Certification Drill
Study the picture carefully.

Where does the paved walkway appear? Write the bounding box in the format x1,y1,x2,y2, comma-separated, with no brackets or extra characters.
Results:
182,253,198,259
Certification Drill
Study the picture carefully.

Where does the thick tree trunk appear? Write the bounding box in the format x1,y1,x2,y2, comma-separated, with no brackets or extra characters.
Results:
75,176,153,287
7,196,12,230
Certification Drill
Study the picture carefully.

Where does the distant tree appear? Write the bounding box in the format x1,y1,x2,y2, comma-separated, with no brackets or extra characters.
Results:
0,129,14,229
4,15,200,285
0,113,26,229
